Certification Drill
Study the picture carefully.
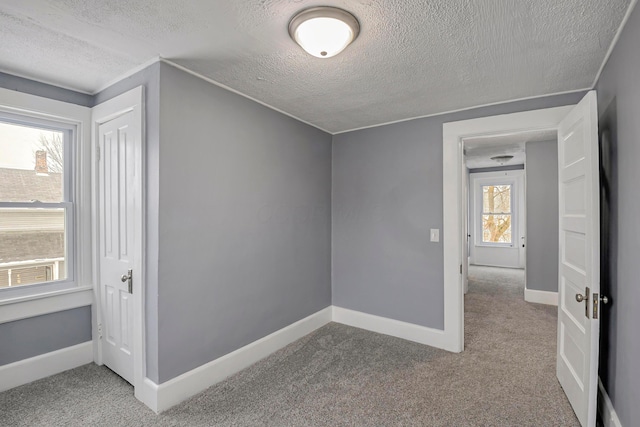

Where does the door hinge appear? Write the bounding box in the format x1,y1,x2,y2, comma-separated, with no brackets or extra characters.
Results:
98,323,103,339
96,144,101,162
460,264,463,274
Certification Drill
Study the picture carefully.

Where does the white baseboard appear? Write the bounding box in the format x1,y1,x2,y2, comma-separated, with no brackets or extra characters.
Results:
0,341,93,392
332,306,449,351
524,288,558,306
138,378,159,413
1,305,448,414
598,378,622,427
144,306,333,413
140,305,451,413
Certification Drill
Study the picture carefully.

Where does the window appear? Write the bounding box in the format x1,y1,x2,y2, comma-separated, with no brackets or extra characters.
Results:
0,115,74,291
481,184,512,244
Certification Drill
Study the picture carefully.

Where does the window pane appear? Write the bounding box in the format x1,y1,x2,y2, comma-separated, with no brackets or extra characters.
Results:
0,121,64,203
482,214,512,243
482,185,511,213
0,208,67,288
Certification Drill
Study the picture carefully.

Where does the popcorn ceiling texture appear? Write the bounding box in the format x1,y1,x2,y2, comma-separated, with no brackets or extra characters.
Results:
463,129,557,168
0,0,632,132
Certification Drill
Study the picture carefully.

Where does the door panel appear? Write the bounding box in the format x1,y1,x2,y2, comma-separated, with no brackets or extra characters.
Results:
561,277,586,331
99,111,135,384
556,91,600,427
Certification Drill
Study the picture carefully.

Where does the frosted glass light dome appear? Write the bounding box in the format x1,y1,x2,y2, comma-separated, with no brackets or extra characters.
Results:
289,7,360,58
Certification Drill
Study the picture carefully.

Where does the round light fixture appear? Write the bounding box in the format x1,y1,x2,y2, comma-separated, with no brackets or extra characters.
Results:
490,155,515,164
289,7,360,58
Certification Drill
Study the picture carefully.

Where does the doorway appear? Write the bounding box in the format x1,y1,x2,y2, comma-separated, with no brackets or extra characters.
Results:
463,138,528,316
441,106,573,354
467,169,525,268
442,92,602,427
91,87,145,401
463,132,559,306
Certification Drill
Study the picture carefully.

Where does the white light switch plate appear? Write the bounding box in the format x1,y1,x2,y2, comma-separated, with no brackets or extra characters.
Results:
430,228,440,242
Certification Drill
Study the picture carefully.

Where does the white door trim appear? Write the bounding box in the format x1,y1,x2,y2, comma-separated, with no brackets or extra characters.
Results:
91,86,146,401
442,105,573,352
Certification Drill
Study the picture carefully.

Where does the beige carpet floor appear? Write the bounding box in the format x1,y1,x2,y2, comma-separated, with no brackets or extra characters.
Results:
0,265,579,426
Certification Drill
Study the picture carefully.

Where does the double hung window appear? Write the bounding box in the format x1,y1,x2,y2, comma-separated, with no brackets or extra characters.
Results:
0,114,74,293
481,184,512,244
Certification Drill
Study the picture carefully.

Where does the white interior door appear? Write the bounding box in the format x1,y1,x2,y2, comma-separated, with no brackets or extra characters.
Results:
556,90,600,427
98,111,136,384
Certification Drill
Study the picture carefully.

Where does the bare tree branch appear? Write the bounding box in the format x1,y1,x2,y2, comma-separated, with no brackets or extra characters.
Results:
483,185,512,243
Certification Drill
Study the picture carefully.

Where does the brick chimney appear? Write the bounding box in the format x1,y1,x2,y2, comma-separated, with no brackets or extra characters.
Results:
35,150,48,175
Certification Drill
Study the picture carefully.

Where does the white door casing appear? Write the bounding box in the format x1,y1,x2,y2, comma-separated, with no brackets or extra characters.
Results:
92,87,145,397
443,108,573,338
556,91,600,427
463,167,469,294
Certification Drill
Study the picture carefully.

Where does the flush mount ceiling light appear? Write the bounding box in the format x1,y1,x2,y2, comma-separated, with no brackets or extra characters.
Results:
289,7,360,58
490,155,515,163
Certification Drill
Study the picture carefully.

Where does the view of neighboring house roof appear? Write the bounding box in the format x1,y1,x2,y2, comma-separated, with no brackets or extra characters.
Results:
0,232,64,264
0,166,65,266
0,167,62,202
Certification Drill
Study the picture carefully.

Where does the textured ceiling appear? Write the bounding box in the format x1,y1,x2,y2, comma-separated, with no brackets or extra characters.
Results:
0,0,633,133
464,129,557,169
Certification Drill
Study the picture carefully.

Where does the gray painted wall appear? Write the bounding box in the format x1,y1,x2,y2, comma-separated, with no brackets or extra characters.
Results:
332,91,587,329
0,307,91,365
525,140,558,292
0,61,331,384
595,4,640,425
0,71,92,107
156,63,332,383
94,63,161,382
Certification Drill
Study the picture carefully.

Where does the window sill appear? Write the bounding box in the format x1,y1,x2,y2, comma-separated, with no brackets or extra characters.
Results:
0,286,93,324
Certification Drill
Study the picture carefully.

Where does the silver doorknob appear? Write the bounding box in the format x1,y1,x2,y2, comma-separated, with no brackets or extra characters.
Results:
120,269,133,294
576,293,587,303
601,295,609,304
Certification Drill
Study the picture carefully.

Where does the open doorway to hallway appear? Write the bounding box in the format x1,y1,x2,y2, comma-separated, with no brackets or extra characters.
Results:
463,131,560,307
444,94,602,425
461,131,577,423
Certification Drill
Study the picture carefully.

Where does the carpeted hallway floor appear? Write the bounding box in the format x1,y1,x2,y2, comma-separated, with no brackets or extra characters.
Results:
0,265,579,426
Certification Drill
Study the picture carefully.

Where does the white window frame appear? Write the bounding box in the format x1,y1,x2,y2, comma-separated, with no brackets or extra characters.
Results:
0,88,92,319
0,114,75,295
475,178,517,248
